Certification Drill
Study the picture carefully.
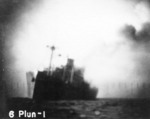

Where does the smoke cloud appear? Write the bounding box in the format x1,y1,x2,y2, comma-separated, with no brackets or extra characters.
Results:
1,0,150,98
121,22,150,97
1,0,41,97
84,0,150,98
119,0,150,98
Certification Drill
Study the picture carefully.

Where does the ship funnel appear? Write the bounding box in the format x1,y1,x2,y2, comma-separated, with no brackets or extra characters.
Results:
63,58,74,83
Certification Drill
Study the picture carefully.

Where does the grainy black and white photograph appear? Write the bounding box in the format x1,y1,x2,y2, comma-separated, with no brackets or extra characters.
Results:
0,0,150,118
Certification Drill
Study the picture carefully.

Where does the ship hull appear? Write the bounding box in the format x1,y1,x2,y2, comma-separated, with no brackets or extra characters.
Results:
33,71,98,101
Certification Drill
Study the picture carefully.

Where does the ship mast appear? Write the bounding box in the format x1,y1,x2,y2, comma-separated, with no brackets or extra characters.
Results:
47,45,55,75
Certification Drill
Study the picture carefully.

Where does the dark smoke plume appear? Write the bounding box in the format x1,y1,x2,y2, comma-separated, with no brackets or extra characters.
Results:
129,0,150,5
122,22,150,98
1,0,41,97
0,0,40,116
123,23,150,43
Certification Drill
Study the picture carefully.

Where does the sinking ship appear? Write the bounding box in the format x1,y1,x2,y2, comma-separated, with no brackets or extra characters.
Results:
26,46,98,101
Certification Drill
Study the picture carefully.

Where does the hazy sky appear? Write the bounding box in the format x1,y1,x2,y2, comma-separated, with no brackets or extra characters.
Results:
3,0,150,98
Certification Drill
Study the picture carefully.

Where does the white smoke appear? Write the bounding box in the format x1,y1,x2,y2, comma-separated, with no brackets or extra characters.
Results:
6,0,150,98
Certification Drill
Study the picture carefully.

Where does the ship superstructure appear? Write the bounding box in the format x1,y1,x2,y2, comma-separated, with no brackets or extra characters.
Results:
26,45,98,100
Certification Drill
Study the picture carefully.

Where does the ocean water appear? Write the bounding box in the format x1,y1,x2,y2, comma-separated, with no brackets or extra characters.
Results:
7,98,150,119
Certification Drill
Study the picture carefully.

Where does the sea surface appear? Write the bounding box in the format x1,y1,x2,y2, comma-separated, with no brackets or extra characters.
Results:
6,98,150,119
